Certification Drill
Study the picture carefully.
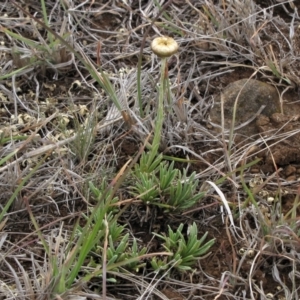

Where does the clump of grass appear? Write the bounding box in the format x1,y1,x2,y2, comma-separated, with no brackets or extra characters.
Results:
3,6,72,76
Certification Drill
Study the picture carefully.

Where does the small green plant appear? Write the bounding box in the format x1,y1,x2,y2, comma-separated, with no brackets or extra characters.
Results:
168,169,204,210
146,36,178,166
87,180,119,213
70,108,97,162
131,152,205,211
151,222,215,272
88,224,147,275
129,37,205,211
132,171,160,203
77,210,148,279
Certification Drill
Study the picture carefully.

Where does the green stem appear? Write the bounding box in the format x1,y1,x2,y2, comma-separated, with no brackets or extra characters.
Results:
148,58,167,164
137,57,144,118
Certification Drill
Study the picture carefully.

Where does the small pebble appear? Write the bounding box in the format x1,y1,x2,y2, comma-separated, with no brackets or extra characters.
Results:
286,175,296,181
284,165,296,177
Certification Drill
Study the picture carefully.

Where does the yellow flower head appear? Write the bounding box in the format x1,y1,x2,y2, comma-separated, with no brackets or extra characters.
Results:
151,36,179,58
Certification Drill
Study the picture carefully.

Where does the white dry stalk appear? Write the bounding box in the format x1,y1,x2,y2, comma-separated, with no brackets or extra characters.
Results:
206,181,235,230
248,243,269,300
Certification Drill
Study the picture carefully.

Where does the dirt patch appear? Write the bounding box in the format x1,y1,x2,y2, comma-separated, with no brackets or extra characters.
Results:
255,113,300,171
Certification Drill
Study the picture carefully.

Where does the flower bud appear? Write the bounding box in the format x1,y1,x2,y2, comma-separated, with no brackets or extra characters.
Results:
151,36,179,58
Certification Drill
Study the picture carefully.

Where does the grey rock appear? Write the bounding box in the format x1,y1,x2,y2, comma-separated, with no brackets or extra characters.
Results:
210,79,280,136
